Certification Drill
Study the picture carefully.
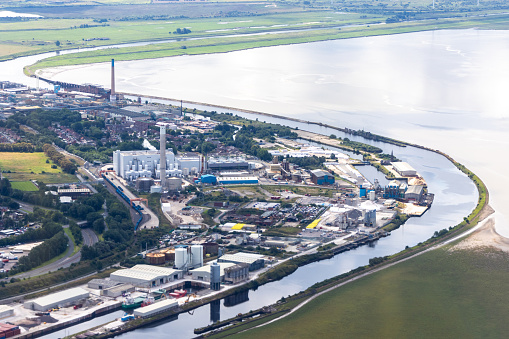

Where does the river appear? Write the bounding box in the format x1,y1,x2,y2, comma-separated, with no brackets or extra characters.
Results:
1,29,503,337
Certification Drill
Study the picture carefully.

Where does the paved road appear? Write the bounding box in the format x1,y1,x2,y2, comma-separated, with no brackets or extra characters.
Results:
82,227,99,246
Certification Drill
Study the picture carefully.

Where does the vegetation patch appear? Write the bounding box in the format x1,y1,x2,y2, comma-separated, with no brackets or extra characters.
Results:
10,181,38,191
0,152,60,174
235,247,509,339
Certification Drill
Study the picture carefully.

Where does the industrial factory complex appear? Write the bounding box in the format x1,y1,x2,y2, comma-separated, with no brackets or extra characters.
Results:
0,64,435,338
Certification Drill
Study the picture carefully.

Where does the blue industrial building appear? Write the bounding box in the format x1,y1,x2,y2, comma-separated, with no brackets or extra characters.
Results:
200,174,217,185
311,169,335,185
217,176,258,185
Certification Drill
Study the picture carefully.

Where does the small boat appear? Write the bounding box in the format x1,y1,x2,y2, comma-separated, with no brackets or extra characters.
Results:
169,289,187,298
121,296,146,310
140,296,155,307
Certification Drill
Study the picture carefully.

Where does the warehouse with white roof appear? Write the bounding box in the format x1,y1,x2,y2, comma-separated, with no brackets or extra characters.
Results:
0,305,14,319
218,252,265,271
190,262,236,282
392,162,417,177
110,265,182,288
133,299,178,318
23,287,90,311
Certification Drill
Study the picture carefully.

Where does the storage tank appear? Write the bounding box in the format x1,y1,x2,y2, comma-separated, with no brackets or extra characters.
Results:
190,245,204,268
150,185,162,193
368,190,376,201
146,253,165,265
161,248,175,262
167,177,182,192
175,247,188,269
210,262,221,291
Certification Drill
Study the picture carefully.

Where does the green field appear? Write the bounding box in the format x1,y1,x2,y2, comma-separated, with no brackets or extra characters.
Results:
25,13,509,74
0,152,77,183
10,181,38,191
235,244,509,339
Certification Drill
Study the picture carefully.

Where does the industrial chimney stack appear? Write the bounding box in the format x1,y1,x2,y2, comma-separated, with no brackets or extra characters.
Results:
160,125,167,189
110,59,116,103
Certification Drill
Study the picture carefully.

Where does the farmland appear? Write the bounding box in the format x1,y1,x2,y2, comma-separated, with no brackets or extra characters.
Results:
0,152,77,183
235,235,509,339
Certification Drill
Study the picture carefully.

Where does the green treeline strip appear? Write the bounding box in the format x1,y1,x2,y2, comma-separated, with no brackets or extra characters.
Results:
15,231,68,273
0,142,35,153
42,144,77,174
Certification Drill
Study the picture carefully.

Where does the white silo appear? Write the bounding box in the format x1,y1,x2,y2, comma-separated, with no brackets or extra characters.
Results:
210,262,221,291
191,245,204,268
368,190,376,201
175,247,188,269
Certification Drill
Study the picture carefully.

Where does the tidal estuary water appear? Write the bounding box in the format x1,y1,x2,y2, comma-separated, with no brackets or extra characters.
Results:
1,28,507,337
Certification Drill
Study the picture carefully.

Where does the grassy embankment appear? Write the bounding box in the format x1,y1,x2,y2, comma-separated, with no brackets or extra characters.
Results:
0,11,372,62
25,13,509,74
0,152,77,183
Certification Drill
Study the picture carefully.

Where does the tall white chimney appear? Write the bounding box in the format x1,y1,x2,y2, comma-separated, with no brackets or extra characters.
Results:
160,125,166,189
110,59,116,103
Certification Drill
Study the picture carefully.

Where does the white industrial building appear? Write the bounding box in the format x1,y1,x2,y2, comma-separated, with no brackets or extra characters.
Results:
113,150,181,181
23,287,90,311
110,265,182,288
112,150,205,181
269,146,349,159
392,162,417,177
133,299,178,318
190,262,236,282
218,252,265,271
359,200,377,227
0,305,14,318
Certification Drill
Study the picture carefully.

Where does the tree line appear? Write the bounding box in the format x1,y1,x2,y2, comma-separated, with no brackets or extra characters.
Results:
0,142,35,153
13,231,68,274
42,144,77,174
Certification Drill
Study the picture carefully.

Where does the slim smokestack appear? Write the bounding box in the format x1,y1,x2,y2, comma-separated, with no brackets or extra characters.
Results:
110,59,116,103
160,125,167,189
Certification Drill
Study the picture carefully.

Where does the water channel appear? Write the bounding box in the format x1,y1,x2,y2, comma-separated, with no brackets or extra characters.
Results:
1,29,500,338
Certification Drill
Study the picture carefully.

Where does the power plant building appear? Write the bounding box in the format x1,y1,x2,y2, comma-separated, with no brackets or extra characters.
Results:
113,150,181,181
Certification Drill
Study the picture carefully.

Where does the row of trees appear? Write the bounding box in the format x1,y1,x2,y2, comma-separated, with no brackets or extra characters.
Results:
0,220,63,247
13,231,68,273
80,186,135,260
42,144,77,174
0,142,35,153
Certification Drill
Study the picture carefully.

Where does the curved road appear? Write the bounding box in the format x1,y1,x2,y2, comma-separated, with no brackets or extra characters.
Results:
82,227,99,246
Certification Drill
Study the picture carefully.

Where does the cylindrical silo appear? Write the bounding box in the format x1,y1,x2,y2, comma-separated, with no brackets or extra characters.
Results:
175,247,188,269
191,245,203,268
210,262,220,291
